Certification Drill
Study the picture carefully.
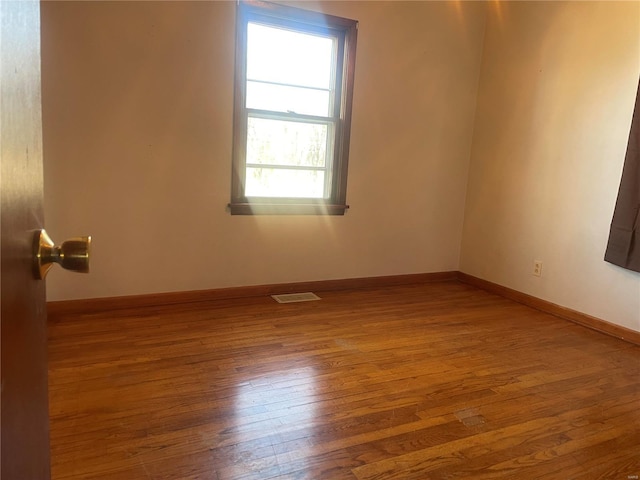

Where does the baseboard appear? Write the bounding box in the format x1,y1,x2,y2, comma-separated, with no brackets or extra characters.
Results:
47,271,640,347
47,271,458,317
457,272,640,346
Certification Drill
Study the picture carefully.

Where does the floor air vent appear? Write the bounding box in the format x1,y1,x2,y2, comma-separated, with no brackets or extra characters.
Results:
271,292,321,304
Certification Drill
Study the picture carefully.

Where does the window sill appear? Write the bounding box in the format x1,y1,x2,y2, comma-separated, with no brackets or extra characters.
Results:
228,202,349,215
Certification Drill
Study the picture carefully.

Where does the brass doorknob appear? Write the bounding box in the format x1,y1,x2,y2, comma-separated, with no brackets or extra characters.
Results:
33,229,91,279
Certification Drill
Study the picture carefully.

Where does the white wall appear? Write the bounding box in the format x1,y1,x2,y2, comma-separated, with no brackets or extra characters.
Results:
460,1,640,332
41,1,486,301
42,1,640,334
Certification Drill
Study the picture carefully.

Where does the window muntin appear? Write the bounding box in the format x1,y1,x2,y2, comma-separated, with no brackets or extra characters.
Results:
230,1,357,215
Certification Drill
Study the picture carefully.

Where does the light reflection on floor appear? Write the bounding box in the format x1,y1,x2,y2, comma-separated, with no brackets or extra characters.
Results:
225,366,318,478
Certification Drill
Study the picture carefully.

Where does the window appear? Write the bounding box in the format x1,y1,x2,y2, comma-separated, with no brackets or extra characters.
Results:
229,1,358,215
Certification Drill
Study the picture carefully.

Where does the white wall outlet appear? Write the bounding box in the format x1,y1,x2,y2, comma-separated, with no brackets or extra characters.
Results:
533,260,542,277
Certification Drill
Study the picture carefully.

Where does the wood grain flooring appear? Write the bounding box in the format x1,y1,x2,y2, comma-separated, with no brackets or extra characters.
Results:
48,281,640,480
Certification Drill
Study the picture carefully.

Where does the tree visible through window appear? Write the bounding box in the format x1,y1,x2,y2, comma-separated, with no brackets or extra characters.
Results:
229,1,358,215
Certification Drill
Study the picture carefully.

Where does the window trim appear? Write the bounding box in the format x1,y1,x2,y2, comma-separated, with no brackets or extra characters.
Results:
229,0,358,215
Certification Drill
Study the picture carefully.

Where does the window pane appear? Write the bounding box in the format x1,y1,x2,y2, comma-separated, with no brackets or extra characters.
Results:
247,117,329,167
245,167,325,198
247,81,330,117
247,23,334,90
230,2,357,215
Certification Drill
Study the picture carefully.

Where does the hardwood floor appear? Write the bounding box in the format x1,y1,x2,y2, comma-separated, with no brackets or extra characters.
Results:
48,281,640,480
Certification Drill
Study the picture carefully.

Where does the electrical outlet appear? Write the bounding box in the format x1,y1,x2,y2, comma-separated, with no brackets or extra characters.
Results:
533,260,542,277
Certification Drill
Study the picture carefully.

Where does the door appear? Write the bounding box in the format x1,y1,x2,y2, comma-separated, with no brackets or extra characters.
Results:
1,1,50,478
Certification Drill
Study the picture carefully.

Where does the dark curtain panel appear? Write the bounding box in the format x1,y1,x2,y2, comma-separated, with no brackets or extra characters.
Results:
605,80,640,273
